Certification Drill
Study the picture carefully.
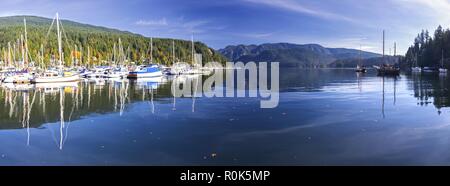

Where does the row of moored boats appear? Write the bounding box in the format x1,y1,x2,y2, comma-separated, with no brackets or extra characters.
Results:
0,13,211,84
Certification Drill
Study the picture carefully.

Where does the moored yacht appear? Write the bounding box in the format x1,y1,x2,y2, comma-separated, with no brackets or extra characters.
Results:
2,70,33,84
105,66,129,78
86,66,110,78
31,13,81,84
355,65,367,73
31,70,80,83
374,30,400,76
127,64,163,78
411,66,422,72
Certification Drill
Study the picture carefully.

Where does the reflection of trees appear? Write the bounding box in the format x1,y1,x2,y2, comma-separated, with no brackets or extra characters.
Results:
0,79,173,130
407,73,450,111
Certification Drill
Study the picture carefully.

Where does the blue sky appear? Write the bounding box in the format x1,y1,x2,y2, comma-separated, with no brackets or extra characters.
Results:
1,0,450,54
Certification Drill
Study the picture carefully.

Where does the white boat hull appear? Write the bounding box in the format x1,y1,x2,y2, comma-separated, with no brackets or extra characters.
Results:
105,72,128,78
2,74,33,83
439,68,448,73
128,71,163,78
86,73,107,78
32,75,80,83
412,67,422,72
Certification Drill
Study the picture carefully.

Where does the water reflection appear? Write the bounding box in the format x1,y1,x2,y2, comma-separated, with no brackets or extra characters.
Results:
0,75,203,150
4,69,450,165
407,72,450,110
380,76,398,118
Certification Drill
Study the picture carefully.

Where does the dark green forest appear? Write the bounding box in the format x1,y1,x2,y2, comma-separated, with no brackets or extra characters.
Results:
0,16,226,67
403,25,450,68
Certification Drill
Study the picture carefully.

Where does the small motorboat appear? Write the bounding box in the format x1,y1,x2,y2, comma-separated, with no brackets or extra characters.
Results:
86,66,110,78
422,67,436,73
355,65,367,73
127,64,163,78
411,66,422,72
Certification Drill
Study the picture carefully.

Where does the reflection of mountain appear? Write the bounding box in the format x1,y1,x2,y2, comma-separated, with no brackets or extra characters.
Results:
279,68,372,91
407,74,450,110
0,78,173,130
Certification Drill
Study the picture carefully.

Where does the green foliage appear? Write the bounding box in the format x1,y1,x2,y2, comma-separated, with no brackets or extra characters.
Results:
0,16,226,67
404,25,450,68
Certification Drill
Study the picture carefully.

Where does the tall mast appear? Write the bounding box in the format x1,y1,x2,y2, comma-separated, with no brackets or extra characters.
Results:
40,44,44,69
113,43,116,65
87,46,90,68
56,12,63,67
2,49,5,68
118,38,122,64
23,18,29,66
127,46,130,64
150,37,153,64
20,34,24,69
394,42,397,64
7,42,11,67
72,45,76,67
382,30,385,59
172,40,175,64
191,34,194,65
14,40,17,65
80,45,83,67
359,44,362,66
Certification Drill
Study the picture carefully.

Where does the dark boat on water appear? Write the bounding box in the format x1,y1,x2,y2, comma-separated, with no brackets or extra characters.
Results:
373,64,400,76
355,65,367,73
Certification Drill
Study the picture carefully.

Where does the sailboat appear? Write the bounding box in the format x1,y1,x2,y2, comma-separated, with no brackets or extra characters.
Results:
3,18,33,84
127,38,162,78
355,45,367,73
439,50,447,73
105,39,129,78
374,30,400,76
184,34,203,74
127,64,162,78
31,13,80,83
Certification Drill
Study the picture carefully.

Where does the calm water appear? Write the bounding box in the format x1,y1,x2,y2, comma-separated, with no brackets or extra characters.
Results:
1,68,450,165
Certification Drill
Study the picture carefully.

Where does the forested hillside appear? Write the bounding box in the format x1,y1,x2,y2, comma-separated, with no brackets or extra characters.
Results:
219,43,381,67
0,16,226,66
403,26,450,68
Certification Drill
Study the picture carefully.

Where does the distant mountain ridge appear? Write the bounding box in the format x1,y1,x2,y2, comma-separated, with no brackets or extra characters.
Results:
219,43,382,67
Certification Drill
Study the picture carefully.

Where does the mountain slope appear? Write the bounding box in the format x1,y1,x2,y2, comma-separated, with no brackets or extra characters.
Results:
0,15,226,66
219,43,381,67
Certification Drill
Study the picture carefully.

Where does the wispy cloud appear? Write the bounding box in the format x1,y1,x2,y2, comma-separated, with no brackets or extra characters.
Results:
182,20,210,33
135,16,222,36
391,0,450,26
241,0,357,23
238,32,274,38
135,18,168,26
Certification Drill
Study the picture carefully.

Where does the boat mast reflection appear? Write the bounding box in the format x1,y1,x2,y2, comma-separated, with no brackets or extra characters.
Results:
0,74,206,149
380,75,399,118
